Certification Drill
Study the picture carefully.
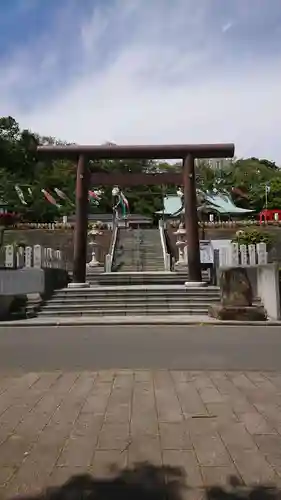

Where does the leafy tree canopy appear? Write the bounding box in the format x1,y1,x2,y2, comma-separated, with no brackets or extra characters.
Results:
0,116,280,222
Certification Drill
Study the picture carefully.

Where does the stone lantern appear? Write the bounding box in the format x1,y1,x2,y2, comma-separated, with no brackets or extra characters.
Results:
174,223,187,267
87,222,103,267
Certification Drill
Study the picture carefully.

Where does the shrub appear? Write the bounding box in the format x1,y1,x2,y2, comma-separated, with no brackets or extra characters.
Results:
232,228,274,248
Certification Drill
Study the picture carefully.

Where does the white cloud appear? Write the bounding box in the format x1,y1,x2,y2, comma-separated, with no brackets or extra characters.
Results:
222,22,233,33
1,0,281,162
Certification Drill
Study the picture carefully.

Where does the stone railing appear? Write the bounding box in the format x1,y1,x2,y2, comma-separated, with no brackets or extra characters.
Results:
4,222,111,230
168,219,281,229
5,219,281,231
158,220,171,271
105,223,119,272
8,222,74,230
1,244,67,270
165,224,178,261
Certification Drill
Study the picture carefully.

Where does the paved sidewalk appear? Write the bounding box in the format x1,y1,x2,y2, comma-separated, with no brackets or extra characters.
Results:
1,371,281,498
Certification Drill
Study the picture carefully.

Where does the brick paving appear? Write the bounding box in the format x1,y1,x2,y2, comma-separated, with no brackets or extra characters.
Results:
1,371,281,498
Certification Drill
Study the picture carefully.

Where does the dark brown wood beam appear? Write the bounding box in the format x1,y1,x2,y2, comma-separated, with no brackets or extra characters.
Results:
91,172,183,186
183,154,201,282
72,155,89,284
37,143,234,160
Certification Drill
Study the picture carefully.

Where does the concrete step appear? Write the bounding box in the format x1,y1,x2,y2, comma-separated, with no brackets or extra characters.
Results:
46,297,220,306
53,286,220,298
42,301,216,311
100,272,208,276
100,263,162,267
52,296,220,305
52,296,220,304
39,280,221,317
117,263,165,266
54,285,220,293
39,307,209,317
49,295,220,303
88,279,209,285
91,275,210,285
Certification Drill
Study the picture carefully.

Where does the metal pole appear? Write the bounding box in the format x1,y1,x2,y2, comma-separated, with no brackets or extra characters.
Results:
183,154,202,282
265,184,268,224
73,155,89,284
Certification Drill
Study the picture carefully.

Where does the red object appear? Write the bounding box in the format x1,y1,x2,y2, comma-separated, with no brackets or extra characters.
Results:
88,190,99,200
0,212,19,226
259,209,281,223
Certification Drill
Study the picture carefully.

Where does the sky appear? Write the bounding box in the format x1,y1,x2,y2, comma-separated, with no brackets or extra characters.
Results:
0,0,281,162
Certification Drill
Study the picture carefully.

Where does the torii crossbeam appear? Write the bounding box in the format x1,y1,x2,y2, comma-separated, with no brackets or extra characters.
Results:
37,143,235,284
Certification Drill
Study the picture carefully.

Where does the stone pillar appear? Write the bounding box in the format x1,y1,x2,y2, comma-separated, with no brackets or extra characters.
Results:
25,246,33,268
183,155,202,283
5,245,15,268
72,154,89,286
33,245,43,268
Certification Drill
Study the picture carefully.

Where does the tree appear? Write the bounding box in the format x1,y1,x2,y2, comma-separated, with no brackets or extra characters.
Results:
0,115,281,223
263,177,281,209
210,158,281,213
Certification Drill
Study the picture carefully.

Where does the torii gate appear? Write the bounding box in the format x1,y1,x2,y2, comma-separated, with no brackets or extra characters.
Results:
37,143,235,285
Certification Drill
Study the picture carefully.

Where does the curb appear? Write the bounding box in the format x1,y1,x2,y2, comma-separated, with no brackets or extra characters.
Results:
0,318,280,327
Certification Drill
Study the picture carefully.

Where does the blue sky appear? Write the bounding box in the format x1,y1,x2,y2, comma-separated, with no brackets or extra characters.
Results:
0,0,281,161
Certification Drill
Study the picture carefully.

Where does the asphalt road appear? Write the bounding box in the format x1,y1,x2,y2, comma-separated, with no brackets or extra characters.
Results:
0,325,280,371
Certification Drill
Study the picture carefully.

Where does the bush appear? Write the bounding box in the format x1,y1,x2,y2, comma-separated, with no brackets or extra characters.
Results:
232,228,274,248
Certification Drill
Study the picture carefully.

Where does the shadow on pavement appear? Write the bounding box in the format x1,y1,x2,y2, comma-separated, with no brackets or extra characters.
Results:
9,463,281,500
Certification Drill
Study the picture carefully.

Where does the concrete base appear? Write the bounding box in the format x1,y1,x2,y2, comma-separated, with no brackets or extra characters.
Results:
175,261,187,267
185,281,207,287
68,282,90,289
209,304,267,321
87,261,100,268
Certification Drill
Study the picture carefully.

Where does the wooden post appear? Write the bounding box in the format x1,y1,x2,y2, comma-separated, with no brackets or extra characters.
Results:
183,154,202,282
73,155,89,284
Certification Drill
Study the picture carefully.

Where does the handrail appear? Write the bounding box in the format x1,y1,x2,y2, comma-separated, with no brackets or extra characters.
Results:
105,222,119,272
159,220,171,271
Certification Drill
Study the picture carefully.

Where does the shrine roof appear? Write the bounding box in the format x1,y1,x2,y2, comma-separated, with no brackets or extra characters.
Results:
156,194,253,215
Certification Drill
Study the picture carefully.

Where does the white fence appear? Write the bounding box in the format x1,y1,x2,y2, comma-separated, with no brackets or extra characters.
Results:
1,245,66,269
218,242,268,268
174,240,268,269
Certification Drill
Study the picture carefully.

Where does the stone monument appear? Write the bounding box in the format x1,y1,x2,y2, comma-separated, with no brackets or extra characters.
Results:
209,267,267,321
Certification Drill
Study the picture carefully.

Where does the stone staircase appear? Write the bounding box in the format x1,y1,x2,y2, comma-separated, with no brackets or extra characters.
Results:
35,228,224,318
113,228,165,272
87,271,191,287
37,285,221,317
140,228,165,271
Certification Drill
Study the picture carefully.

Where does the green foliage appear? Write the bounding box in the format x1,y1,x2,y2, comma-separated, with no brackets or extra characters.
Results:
213,158,281,212
232,228,275,248
0,115,281,223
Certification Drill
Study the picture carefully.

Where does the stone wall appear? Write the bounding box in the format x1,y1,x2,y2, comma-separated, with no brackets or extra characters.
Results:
166,224,281,262
2,229,112,269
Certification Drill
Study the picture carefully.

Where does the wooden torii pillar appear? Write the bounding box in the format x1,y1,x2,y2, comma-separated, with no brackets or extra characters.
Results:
37,143,234,285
